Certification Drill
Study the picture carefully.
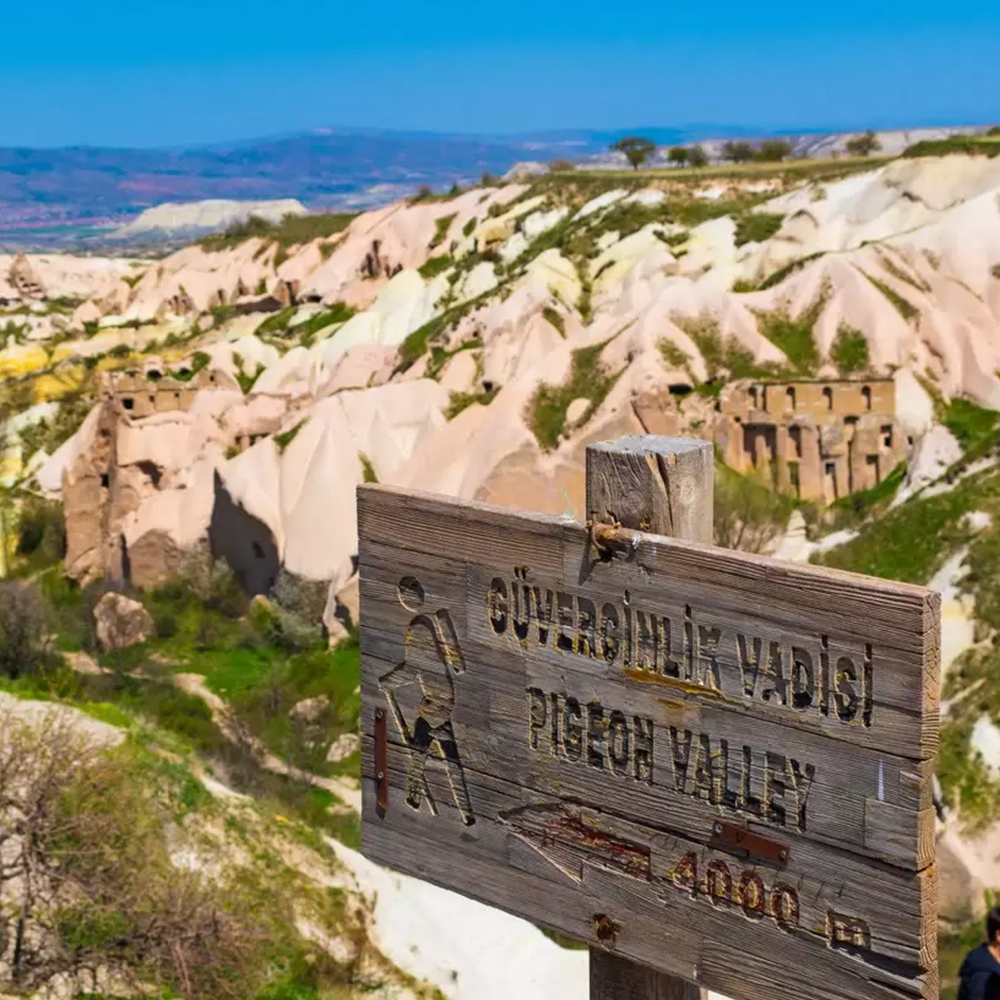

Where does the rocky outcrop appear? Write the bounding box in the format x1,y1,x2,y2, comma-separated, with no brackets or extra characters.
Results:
93,592,154,650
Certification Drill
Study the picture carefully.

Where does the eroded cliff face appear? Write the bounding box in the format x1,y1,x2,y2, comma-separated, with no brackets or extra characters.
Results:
5,154,998,606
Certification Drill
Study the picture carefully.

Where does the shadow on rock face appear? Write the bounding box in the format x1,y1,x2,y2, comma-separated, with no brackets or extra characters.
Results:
208,470,280,597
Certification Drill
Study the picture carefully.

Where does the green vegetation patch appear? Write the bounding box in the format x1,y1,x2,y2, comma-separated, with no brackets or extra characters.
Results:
945,397,1000,456
542,306,566,336
528,341,619,450
429,214,457,250
864,272,920,322
199,212,356,252
812,474,979,584
734,212,785,247
418,254,454,279
903,136,1000,159
445,386,499,420
756,252,825,291
256,307,297,337
826,462,907,532
274,420,306,453
359,453,378,483
755,298,824,374
830,324,870,373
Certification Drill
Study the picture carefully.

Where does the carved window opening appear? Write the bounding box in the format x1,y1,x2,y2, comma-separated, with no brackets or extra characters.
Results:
786,386,796,411
823,387,833,411
862,386,872,411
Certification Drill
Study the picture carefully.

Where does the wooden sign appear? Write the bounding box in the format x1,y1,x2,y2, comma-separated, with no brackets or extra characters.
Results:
358,447,939,1000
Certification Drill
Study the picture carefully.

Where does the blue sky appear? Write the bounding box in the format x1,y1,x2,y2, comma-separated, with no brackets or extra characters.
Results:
5,0,1000,147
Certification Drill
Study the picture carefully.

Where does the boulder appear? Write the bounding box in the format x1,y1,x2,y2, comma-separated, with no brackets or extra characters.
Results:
290,695,331,726
94,592,154,651
326,732,360,763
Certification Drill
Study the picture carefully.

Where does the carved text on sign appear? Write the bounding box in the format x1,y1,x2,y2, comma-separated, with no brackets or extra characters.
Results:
488,571,873,726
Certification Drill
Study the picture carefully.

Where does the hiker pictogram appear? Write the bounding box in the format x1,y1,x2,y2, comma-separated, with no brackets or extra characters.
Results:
378,577,475,826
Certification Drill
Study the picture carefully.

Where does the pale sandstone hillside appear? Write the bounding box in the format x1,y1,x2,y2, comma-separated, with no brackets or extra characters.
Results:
5,150,1000,998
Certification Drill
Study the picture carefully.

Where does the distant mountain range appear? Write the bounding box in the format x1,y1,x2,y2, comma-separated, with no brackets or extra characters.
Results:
0,123,989,251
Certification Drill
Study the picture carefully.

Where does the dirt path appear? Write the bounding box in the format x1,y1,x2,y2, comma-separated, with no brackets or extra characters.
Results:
172,673,362,812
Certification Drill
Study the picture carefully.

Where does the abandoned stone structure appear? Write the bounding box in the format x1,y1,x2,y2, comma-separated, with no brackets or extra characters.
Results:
63,364,288,588
103,364,222,418
9,255,45,300
714,378,907,504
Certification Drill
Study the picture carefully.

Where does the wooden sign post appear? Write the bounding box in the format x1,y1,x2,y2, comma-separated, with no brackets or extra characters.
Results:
358,436,940,1000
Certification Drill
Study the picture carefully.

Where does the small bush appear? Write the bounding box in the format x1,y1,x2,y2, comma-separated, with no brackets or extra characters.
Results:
429,214,457,250
274,420,306,453
542,306,566,336
445,386,499,419
658,341,690,369
903,136,1000,159
528,342,618,450
0,580,52,678
359,453,378,483
991,264,1000,281
256,307,297,337
756,298,824,374
677,314,776,381
734,213,784,247
714,465,793,553
462,217,477,237
830,325,870,373
418,255,454,279
944,397,1000,455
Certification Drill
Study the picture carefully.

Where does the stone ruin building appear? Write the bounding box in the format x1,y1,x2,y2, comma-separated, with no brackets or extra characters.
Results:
61,362,291,589
9,254,45,300
714,378,907,504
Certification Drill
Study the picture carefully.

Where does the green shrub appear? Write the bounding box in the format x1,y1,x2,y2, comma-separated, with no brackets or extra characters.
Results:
199,212,356,251
756,300,823,374
830,325,870,373
0,580,52,678
680,315,758,380
418,255,454,279
274,420,306,453
542,306,566,336
14,497,66,572
171,350,211,382
256,307,297,337
813,480,973,584
827,462,906,531
528,342,618,449
903,136,1000,159
730,278,757,293
359,453,378,483
462,217,477,237
734,213,784,247
945,397,1000,455
658,341,690,369
294,304,355,347
429,214,457,250
445,386,499,419
714,464,794,553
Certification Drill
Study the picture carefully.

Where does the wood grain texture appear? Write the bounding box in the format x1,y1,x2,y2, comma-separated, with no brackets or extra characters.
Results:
357,434,939,1000
586,436,714,543
591,951,702,1000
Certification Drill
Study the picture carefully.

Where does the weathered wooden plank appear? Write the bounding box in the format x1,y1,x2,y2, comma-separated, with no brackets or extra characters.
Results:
590,951,702,1000
360,641,933,871
357,484,938,760
360,737,936,1000
357,434,939,1000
